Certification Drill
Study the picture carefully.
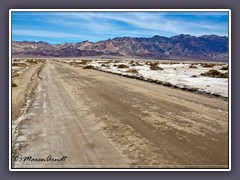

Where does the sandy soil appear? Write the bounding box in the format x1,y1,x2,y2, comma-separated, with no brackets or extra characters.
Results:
12,60,228,168
12,62,45,119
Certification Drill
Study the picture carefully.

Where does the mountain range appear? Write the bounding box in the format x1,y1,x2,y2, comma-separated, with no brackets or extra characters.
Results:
12,34,228,61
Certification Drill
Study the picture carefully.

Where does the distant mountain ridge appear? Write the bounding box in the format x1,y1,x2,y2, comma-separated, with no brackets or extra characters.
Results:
12,34,228,61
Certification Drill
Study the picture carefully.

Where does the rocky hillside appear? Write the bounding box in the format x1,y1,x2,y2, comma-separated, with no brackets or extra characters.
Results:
12,34,228,61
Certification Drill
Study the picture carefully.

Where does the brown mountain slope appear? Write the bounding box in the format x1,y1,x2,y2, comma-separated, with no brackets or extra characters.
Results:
12,34,228,61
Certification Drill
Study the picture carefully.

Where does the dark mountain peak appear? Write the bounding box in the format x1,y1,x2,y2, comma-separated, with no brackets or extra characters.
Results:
112,36,132,41
36,41,49,45
13,40,50,45
82,40,93,43
152,35,169,40
171,34,195,39
200,34,228,40
76,40,93,45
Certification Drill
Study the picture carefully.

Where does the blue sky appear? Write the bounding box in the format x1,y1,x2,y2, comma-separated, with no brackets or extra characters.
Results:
12,11,229,44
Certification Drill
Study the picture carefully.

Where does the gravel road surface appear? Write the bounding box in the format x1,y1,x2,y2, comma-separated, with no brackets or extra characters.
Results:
12,60,228,168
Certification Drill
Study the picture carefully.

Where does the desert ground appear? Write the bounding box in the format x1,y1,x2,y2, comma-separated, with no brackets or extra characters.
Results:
11,58,229,168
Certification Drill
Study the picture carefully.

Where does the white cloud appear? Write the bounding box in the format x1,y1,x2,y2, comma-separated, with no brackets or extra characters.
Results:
12,29,87,39
12,12,228,43
44,12,227,36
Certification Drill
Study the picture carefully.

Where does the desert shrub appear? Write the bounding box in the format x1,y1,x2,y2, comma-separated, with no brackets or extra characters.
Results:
135,62,143,66
149,62,164,70
191,75,198,78
220,65,228,70
117,64,129,68
102,61,110,64
107,60,113,63
200,69,228,78
12,81,17,87
101,64,110,67
12,62,27,67
126,68,138,74
189,64,198,69
114,60,121,63
201,63,215,68
12,73,19,78
80,60,92,65
26,59,37,64
83,65,95,69
38,59,46,63
168,62,179,65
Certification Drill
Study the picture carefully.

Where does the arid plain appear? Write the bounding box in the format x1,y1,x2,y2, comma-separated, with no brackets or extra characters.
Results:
12,58,228,168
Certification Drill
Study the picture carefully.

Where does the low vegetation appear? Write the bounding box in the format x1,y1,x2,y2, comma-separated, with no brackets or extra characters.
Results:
189,64,198,69
70,62,78,65
101,64,110,67
135,62,143,66
107,60,113,63
26,59,38,64
12,81,17,87
113,60,121,63
83,65,95,69
149,62,164,70
169,62,179,65
117,64,129,68
200,69,228,78
126,68,139,74
13,59,21,62
80,60,92,65
12,73,19,78
201,63,215,68
12,62,27,67
101,61,110,64
220,65,228,70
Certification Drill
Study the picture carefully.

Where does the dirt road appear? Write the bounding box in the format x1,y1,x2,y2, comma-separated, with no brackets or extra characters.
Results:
12,60,228,168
